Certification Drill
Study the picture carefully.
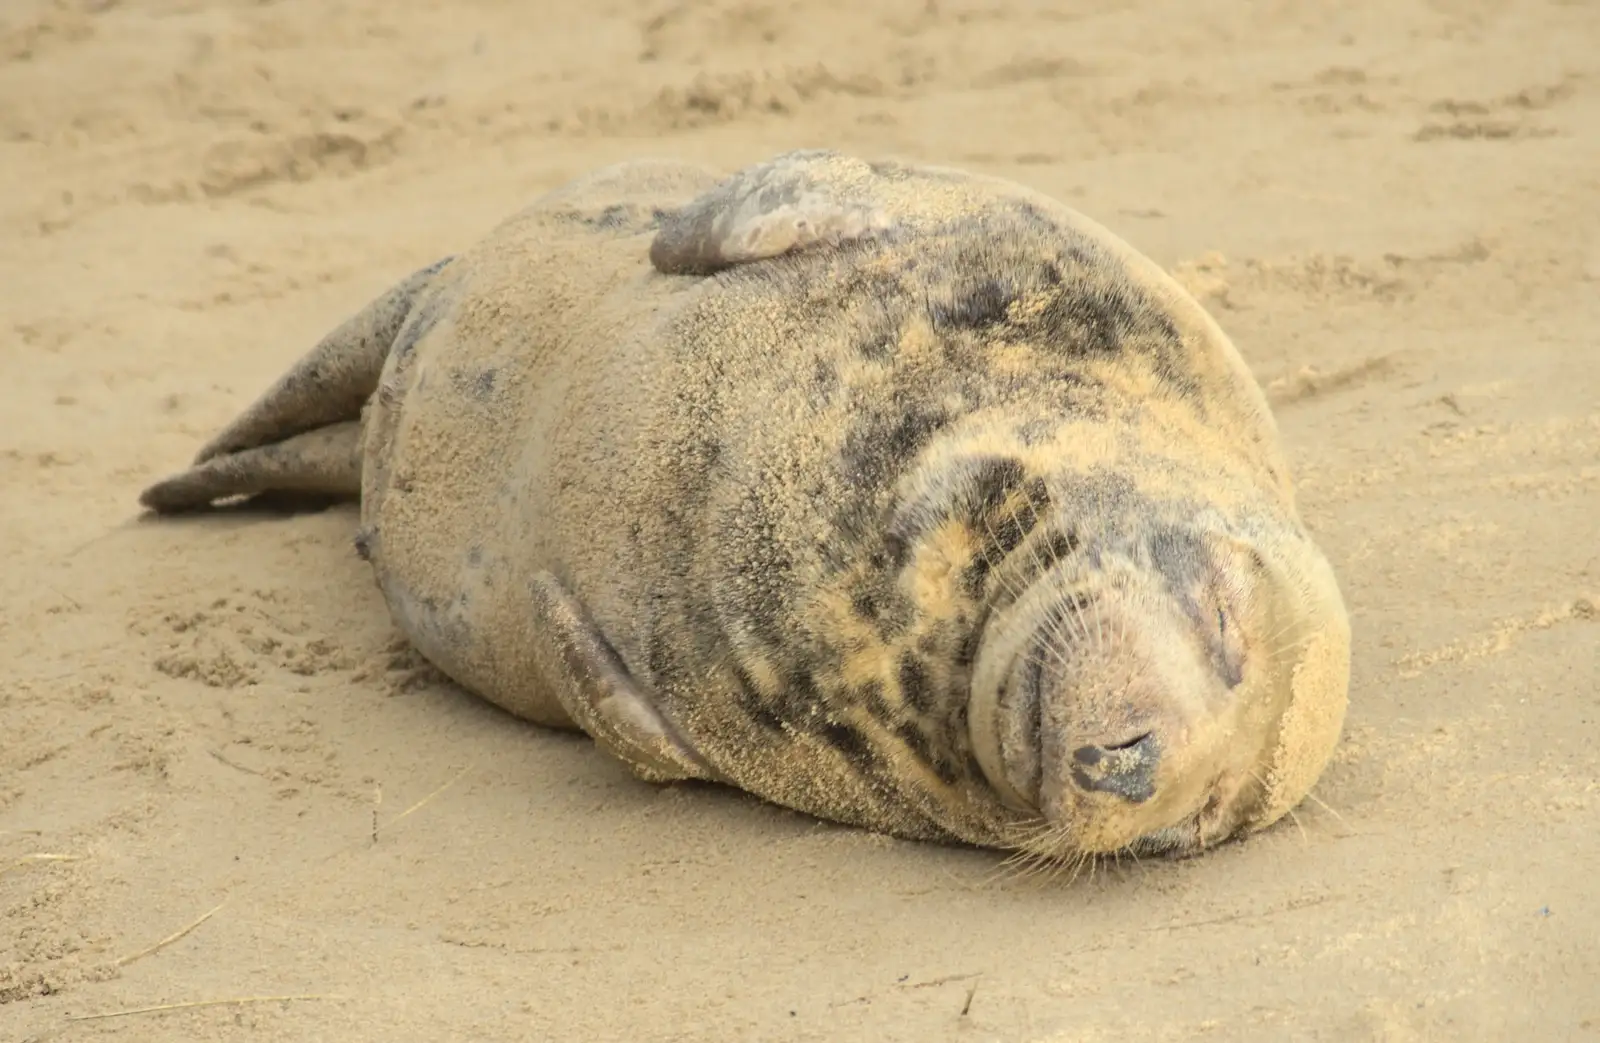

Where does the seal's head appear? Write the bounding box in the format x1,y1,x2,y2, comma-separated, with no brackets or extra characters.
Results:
968,507,1351,860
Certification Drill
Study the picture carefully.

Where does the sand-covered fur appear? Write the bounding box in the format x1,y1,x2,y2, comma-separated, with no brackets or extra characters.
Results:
140,149,1351,862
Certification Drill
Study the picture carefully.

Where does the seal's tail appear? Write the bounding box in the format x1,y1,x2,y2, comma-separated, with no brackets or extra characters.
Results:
138,257,450,513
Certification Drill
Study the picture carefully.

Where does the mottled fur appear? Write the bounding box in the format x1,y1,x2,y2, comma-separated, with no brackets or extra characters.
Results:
140,150,1351,862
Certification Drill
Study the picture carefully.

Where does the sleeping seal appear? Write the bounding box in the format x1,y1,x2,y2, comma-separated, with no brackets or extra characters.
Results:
139,149,1352,864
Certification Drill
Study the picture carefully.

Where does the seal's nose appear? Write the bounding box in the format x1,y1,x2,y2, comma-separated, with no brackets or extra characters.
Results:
1070,733,1158,803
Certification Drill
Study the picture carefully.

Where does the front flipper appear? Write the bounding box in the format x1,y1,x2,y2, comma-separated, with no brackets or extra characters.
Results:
529,571,723,785
648,149,891,276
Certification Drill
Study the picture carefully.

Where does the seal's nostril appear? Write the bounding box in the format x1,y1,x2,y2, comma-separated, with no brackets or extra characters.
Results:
1069,732,1159,803
1071,732,1152,765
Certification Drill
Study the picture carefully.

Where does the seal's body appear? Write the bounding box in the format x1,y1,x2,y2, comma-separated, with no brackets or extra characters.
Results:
141,151,1351,862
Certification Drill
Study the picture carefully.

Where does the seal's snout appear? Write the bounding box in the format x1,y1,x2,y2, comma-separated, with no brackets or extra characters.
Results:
968,571,1249,855
1069,733,1158,804
965,518,1351,861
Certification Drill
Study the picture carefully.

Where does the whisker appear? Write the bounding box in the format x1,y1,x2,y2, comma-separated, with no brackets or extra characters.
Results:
1065,591,1096,648
1007,499,1053,581
1301,789,1351,829
977,518,1032,606
1286,805,1308,845
1268,633,1320,664
1258,612,1304,645
1043,591,1094,646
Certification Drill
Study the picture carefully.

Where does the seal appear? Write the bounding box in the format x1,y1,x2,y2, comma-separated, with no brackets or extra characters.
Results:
139,149,1352,864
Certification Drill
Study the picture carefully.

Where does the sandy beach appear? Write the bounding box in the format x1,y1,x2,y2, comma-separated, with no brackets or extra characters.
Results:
3,0,1598,1039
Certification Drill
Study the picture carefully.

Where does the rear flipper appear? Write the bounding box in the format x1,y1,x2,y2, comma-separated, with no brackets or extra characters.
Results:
138,257,450,513
649,149,892,276
528,571,725,786
139,421,363,512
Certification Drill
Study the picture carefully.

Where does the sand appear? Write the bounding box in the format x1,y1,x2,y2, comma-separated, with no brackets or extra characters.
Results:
3,0,1598,1039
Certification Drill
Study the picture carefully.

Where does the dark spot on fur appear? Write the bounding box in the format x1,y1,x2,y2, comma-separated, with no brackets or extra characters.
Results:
1009,201,1056,232
961,556,991,599
894,209,1192,386
779,666,827,723
898,654,936,714
555,204,650,231
726,488,794,650
857,680,894,725
746,701,786,735
813,357,838,394
450,366,499,401
646,632,673,680
840,398,953,496
850,572,912,639
1041,528,1080,565
882,533,909,569
1149,526,1209,593
886,455,1031,563
857,334,894,361
1007,204,1099,268
593,204,632,229
988,515,1028,557
819,720,874,770
723,659,792,737
893,721,961,786
897,721,934,763
965,457,1027,520
1035,282,1140,357
964,751,989,786
850,585,878,620
969,477,1054,567
930,277,1016,332
1023,476,1051,511
466,546,483,567
956,629,982,669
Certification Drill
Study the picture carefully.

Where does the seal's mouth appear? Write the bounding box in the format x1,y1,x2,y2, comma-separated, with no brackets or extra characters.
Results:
991,639,1046,811
967,577,1069,816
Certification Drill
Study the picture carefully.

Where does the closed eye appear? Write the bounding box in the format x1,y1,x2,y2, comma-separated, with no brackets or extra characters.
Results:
1212,604,1245,688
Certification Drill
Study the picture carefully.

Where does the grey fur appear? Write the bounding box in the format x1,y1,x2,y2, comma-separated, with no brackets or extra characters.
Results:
139,150,1352,862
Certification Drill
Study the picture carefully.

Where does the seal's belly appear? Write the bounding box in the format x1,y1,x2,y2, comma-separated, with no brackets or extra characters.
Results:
350,166,763,731
359,299,579,728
